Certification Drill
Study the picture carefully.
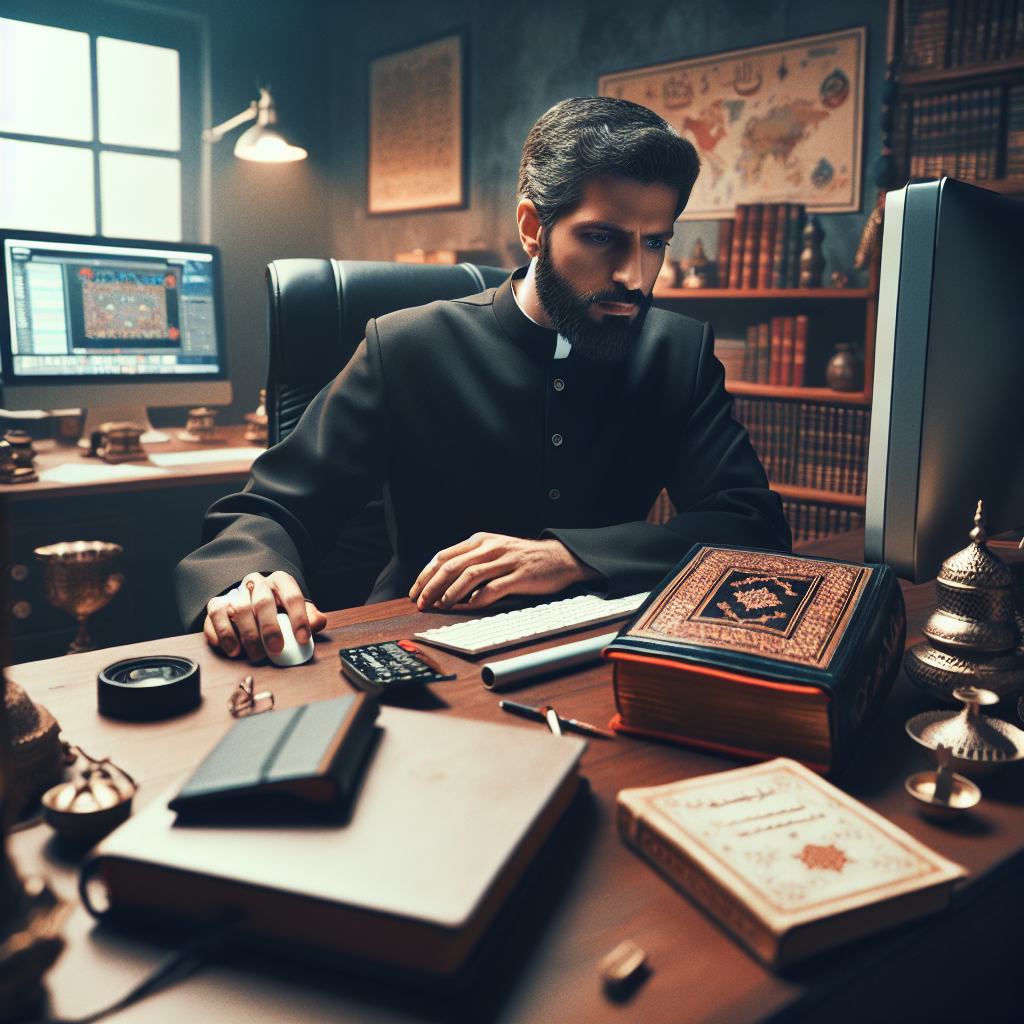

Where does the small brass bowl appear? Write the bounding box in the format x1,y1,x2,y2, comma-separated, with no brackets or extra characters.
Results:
41,777,133,841
905,770,981,819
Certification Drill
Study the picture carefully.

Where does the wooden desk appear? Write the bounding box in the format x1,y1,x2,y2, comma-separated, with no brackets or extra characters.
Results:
1,425,260,663
7,532,1023,1024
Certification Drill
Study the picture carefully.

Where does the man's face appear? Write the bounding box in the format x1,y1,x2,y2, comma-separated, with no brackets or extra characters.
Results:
534,174,677,361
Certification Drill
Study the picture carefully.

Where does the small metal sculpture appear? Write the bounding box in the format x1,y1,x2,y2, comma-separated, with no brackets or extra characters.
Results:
84,421,146,463
903,503,1024,703
41,747,136,842
798,216,825,287
906,685,1024,778
244,390,268,444
34,541,125,654
905,744,981,819
3,682,64,819
227,676,275,718
0,430,38,484
179,406,219,443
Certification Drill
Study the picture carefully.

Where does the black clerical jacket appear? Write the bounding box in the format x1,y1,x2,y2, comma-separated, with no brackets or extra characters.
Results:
173,274,791,629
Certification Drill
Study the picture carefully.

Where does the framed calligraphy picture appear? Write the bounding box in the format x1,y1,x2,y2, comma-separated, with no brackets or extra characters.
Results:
598,28,866,220
368,33,465,215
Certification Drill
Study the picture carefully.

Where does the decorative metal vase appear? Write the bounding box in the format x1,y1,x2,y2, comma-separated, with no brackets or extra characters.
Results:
826,343,863,392
33,542,124,654
903,504,1024,703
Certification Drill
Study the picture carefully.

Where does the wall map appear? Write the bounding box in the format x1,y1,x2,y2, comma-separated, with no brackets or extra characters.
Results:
599,29,865,219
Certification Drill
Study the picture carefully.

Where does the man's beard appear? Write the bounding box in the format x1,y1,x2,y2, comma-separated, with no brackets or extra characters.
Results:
533,239,653,363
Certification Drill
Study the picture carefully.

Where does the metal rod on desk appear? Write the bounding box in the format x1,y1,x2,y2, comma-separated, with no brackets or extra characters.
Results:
481,631,619,691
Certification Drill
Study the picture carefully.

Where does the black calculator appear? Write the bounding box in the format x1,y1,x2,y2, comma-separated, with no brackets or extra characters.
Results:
338,639,456,696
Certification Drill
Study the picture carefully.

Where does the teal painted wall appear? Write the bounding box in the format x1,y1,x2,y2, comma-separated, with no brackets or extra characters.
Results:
328,0,889,285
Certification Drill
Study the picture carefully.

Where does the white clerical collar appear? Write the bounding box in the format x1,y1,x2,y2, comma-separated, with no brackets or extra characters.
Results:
513,260,572,359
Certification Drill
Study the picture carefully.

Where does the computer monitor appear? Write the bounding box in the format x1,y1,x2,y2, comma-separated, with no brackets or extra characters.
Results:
865,177,1024,583
0,229,231,442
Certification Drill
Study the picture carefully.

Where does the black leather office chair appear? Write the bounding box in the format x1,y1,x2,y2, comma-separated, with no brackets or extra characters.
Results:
263,259,510,610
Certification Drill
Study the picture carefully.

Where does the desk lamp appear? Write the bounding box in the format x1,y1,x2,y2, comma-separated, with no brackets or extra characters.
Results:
203,86,306,162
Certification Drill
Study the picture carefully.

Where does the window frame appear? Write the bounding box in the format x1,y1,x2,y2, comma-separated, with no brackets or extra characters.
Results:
0,0,203,242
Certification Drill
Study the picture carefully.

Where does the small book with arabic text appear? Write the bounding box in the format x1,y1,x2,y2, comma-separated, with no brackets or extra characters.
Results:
604,545,906,775
617,758,966,969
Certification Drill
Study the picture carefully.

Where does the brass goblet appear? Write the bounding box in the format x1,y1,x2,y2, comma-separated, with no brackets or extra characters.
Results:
33,542,125,654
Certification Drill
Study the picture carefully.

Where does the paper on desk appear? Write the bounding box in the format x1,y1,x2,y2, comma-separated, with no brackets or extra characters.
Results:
148,447,262,467
39,463,170,484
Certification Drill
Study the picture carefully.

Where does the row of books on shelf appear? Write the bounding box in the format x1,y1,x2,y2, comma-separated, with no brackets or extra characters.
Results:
901,84,1023,179
733,397,870,496
903,0,1024,71
783,501,866,544
717,203,806,290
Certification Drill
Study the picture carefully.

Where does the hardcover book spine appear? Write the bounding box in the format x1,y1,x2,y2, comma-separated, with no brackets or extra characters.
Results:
781,316,795,387
718,218,734,289
1016,0,1024,54
769,317,783,385
771,203,790,288
951,0,967,65
729,205,747,289
757,204,777,289
616,807,777,966
1007,83,1024,175
741,205,762,289
757,322,770,384
793,315,808,387
785,206,803,288
743,325,757,381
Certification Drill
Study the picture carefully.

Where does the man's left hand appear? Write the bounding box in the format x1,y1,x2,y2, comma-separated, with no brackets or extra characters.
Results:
409,533,602,611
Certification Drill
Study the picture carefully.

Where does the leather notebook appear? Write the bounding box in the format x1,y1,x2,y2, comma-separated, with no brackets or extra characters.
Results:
167,693,379,811
88,707,586,985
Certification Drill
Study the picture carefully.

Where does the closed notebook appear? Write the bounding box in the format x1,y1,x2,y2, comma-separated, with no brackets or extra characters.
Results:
168,693,379,811
89,707,586,983
604,544,906,776
617,758,966,969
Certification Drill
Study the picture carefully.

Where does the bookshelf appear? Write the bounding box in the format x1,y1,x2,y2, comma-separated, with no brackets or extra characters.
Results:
654,257,879,543
891,0,1024,193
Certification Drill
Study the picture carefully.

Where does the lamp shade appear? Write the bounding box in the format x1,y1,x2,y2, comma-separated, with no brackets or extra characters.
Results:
233,122,307,162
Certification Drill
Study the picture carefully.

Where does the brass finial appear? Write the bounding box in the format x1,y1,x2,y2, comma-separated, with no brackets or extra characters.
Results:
969,501,987,546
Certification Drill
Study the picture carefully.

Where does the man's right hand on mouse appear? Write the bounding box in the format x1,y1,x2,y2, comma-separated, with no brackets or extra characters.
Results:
204,570,327,662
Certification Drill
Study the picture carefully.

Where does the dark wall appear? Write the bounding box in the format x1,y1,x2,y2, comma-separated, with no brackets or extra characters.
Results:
328,0,890,282
150,0,333,425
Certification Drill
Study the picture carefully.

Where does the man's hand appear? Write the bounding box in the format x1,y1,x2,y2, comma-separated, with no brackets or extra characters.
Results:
409,533,602,611
204,570,327,661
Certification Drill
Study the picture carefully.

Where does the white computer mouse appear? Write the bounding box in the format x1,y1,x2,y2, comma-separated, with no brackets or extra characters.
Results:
268,611,315,667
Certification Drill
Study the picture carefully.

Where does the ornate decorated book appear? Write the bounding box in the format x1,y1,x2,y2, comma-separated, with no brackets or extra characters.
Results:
605,545,906,775
617,758,966,969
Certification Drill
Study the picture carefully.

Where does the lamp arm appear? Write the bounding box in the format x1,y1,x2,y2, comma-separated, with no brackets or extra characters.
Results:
202,101,258,144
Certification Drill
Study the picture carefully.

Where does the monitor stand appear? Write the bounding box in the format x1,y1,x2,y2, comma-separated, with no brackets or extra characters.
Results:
76,405,171,449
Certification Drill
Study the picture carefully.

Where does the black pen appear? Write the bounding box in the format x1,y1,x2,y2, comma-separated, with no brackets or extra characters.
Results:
498,700,616,739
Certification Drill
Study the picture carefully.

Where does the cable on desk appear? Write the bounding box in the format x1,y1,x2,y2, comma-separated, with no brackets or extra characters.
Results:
34,918,235,1024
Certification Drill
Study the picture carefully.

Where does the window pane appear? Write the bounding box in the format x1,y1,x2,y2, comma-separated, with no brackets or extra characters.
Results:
100,151,180,241
0,18,92,140
0,139,94,234
97,37,180,151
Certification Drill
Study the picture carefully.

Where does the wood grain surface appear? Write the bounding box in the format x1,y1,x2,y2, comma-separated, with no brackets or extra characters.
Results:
7,531,1023,1024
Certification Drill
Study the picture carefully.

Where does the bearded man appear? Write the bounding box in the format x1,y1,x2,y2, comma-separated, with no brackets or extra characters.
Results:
176,96,791,662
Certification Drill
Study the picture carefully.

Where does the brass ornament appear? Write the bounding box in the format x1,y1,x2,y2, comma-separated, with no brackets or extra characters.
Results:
179,406,220,443
244,389,268,444
0,431,38,484
906,686,1024,778
903,503,1024,703
83,421,146,463
33,541,124,654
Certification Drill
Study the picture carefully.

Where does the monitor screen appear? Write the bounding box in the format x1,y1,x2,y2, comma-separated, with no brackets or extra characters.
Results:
2,234,225,383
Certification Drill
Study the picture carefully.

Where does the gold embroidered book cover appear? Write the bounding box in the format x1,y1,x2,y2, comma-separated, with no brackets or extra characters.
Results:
604,545,906,774
617,759,966,968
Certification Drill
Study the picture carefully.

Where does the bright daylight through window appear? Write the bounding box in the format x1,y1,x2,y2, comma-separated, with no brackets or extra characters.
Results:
0,17,182,241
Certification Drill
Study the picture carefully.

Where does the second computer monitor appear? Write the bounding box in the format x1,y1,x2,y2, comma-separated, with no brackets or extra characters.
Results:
865,177,1024,583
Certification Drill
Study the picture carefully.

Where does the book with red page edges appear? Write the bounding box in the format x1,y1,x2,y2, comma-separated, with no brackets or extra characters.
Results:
604,544,906,777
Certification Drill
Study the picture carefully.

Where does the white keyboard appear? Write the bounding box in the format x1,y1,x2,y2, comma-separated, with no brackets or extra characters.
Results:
413,592,648,656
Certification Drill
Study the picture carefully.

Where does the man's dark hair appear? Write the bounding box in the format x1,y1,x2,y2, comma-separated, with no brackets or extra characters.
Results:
518,96,700,228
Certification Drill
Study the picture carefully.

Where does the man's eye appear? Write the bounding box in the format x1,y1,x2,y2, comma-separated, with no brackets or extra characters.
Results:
588,233,611,244
646,239,667,251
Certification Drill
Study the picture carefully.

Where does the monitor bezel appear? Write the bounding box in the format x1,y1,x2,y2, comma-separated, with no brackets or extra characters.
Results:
0,227,229,391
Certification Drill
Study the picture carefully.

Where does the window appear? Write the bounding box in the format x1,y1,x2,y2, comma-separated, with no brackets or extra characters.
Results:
0,5,201,242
